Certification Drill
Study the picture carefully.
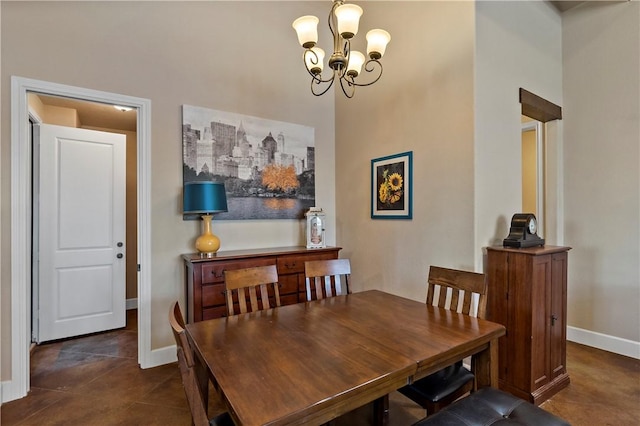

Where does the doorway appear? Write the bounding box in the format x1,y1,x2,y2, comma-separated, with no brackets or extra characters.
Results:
8,76,152,402
521,117,544,236
30,99,130,343
519,88,563,244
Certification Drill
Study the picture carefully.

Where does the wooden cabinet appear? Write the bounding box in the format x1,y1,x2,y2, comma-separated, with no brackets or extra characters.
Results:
486,245,571,405
183,246,341,323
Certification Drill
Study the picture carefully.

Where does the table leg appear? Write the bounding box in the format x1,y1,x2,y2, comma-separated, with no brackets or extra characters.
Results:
373,394,389,426
472,337,499,389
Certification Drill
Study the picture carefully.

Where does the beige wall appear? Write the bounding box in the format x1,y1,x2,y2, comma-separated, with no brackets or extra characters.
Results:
562,1,640,344
336,1,476,302
474,1,563,258
1,1,335,380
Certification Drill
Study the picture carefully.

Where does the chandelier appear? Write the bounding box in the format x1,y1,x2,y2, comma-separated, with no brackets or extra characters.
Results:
292,0,391,98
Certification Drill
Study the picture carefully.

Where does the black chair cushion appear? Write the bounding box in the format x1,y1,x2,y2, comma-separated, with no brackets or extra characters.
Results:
401,361,475,402
413,387,570,426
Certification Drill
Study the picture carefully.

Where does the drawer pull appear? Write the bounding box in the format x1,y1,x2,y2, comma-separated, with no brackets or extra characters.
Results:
210,270,224,278
284,262,297,269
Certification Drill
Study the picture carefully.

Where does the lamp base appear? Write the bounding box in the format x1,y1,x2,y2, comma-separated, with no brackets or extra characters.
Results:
195,214,221,256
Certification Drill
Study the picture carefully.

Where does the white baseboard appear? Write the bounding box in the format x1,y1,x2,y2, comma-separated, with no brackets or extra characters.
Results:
143,345,177,369
126,298,137,310
567,326,640,359
1,378,27,403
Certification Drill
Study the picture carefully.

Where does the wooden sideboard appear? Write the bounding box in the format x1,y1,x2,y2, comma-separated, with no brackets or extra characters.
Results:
486,245,571,405
182,246,341,322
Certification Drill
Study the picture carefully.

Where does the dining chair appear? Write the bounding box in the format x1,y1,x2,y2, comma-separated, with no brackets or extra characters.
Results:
304,258,386,423
169,302,234,426
304,258,351,301
398,265,487,416
223,264,281,316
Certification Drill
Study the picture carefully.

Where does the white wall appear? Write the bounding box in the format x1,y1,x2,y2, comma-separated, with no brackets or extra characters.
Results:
474,1,563,268
562,1,640,351
1,1,335,379
335,1,476,302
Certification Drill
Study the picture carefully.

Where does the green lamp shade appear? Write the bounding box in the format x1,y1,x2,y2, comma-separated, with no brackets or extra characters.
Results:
183,182,228,214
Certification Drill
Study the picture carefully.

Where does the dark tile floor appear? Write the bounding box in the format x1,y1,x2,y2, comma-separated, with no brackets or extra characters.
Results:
2,310,638,425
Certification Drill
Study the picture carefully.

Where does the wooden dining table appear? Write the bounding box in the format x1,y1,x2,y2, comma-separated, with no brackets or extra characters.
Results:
185,290,505,426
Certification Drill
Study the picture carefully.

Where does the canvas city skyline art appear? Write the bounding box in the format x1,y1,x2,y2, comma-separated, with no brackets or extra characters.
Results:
182,105,316,220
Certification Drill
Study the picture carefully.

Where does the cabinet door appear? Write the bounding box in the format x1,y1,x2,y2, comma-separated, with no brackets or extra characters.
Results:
486,251,510,381
549,252,568,379
507,252,535,391
530,254,552,391
278,273,301,305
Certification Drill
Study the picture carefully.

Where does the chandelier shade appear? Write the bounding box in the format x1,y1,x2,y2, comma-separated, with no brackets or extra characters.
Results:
292,15,319,48
292,0,390,98
346,51,365,77
366,29,391,59
334,4,363,39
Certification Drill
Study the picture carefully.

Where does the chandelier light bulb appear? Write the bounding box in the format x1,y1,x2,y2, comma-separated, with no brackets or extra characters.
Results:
334,3,363,39
366,29,391,60
292,15,319,48
346,51,365,78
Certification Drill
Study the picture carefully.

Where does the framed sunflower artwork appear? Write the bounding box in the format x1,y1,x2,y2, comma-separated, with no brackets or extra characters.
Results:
371,151,413,219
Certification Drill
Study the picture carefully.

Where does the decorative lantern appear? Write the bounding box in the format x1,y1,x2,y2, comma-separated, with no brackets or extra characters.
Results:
305,207,326,249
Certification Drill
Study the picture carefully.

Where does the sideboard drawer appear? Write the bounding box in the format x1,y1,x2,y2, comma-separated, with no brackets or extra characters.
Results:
201,258,273,284
202,305,228,321
202,283,226,308
277,252,337,274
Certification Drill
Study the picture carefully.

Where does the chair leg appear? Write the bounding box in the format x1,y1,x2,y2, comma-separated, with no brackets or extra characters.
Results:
194,360,209,415
425,380,474,415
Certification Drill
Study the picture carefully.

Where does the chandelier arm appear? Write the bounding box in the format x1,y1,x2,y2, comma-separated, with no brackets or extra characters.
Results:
341,39,350,79
311,73,336,97
302,50,335,83
328,1,342,53
345,59,384,88
338,75,356,98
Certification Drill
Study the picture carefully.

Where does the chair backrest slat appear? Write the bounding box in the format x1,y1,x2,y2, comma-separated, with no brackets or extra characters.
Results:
304,259,351,301
427,266,487,318
224,265,280,316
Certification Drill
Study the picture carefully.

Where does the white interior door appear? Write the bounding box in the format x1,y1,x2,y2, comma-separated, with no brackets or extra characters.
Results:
35,123,126,343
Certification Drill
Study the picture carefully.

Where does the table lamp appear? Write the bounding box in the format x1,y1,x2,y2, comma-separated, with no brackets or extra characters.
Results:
183,181,228,257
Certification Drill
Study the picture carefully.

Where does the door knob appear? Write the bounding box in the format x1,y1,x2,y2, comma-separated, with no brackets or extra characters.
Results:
117,242,123,247
117,253,124,259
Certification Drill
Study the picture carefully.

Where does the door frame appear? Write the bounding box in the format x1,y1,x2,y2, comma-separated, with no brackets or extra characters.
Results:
8,76,152,402
521,119,545,236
